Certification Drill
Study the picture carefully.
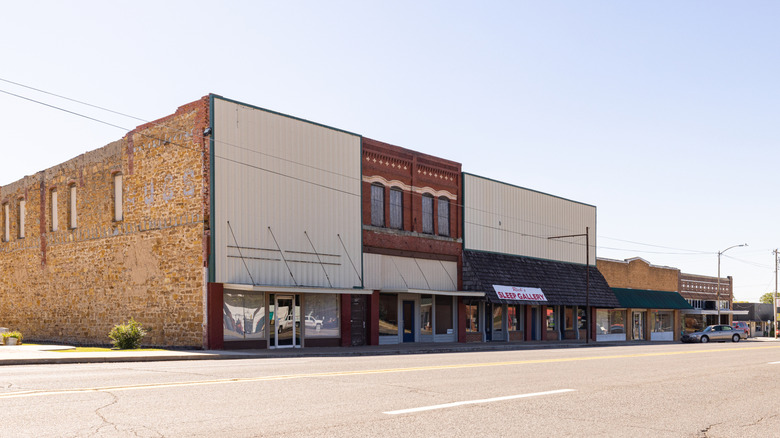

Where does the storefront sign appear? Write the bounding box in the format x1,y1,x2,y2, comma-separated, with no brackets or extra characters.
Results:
492,285,547,302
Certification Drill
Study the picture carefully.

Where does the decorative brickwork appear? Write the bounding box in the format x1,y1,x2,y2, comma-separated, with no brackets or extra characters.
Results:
0,98,210,347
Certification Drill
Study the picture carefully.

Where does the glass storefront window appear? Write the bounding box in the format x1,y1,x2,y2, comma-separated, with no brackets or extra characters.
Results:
546,307,557,331
565,306,574,330
507,305,521,331
223,292,266,341
379,293,399,336
652,311,673,333
493,305,503,332
304,294,340,338
421,295,433,335
596,309,625,335
435,296,453,335
577,307,587,330
466,304,480,332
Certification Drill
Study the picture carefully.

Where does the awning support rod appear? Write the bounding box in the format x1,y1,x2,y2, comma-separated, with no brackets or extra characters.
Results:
227,220,255,286
268,226,298,286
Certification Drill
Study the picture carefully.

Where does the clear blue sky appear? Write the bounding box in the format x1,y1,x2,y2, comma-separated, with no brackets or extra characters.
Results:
2,1,778,301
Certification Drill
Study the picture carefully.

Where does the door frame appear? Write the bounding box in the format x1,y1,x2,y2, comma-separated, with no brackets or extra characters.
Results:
272,293,300,349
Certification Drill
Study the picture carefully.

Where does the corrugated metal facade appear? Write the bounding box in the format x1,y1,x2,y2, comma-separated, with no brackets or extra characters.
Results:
463,174,596,265
213,98,363,288
363,253,458,291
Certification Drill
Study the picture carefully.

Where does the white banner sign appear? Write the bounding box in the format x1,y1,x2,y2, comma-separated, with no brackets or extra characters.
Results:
492,285,547,302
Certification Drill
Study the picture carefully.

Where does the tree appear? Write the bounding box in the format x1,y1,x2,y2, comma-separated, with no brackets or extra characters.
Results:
760,292,775,305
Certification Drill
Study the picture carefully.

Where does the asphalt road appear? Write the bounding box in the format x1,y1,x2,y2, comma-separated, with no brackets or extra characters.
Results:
2,342,780,437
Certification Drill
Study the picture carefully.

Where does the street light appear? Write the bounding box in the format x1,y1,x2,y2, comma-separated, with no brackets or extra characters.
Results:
548,227,590,343
717,243,747,324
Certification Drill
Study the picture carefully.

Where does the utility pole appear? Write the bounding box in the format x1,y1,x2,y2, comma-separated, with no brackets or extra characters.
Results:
717,244,747,324
548,227,590,344
774,249,778,339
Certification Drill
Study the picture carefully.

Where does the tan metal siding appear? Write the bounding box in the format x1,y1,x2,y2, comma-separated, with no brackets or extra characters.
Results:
213,99,362,288
464,174,596,264
363,253,458,291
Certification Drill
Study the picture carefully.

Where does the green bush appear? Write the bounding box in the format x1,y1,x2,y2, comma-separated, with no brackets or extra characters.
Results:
2,331,23,343
108,318,147,349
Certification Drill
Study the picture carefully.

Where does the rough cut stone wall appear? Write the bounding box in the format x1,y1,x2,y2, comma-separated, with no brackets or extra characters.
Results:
0,98,209,347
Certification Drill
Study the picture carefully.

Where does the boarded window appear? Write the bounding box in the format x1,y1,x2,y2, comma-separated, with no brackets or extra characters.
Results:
114,174,123,221
389,187,403,230
370,183,384,227
438,196,449,236
422,194,433,234
51,189,58,232
69,184,77,229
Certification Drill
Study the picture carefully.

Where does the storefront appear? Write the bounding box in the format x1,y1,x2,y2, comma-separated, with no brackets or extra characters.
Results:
462,250,620,342
219,285,371,349
366,254,482,345
377,290,483,344
606,288,692,342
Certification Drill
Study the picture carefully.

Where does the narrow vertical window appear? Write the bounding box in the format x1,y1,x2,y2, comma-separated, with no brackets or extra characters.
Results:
18,199,25,239
370,183,385,227
114,173,123,221
389,187,403,230
69,184,77,229
51,189,58,232
2,203,8,242
437,196,450,236
422,194,434,234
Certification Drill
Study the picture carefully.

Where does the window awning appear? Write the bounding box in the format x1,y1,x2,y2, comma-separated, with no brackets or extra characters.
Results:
682,309,749,315
223,284,372,295
380,288,485,298
462,250,620,307
612,288,693,310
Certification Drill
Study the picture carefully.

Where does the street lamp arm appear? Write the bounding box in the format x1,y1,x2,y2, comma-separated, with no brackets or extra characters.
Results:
719,243,748,255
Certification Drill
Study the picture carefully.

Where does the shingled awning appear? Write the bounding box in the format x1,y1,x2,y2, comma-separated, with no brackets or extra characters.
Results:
611,288,693,309
462,250,620,307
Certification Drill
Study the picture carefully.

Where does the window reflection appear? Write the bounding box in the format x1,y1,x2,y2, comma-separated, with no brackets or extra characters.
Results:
379,293,398,336
223,292,266,341
420,295,433,336
466,304,480,333
304,294,340,338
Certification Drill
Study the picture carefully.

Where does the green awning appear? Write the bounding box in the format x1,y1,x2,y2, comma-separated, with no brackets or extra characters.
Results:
612,288,693,309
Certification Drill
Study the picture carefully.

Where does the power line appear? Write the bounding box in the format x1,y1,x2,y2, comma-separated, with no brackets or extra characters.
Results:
0,82,768,264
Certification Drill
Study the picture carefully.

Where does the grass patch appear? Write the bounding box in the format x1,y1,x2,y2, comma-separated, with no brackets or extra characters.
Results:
56,347,165,353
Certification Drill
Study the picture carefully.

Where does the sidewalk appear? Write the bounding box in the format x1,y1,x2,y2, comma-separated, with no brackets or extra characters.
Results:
1,337,777,366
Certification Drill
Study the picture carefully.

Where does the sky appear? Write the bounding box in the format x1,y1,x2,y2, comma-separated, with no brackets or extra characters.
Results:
1,1,778,302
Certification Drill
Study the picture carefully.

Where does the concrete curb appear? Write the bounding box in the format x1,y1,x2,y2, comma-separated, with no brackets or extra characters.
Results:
1,337,775,366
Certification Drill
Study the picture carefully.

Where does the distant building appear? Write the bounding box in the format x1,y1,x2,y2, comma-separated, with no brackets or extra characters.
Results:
597,257,691,342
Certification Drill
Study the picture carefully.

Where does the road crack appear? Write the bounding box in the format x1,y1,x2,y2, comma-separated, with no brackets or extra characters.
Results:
93,391,120,436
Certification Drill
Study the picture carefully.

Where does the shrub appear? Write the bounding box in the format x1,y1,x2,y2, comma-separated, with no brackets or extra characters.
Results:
2,331,22,344
108,318,147,349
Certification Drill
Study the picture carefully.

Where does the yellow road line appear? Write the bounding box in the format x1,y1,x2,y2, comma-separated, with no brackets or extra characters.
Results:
2,344,778,399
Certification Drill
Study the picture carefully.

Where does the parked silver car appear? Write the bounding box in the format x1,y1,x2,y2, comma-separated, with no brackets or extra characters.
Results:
681,324,745,343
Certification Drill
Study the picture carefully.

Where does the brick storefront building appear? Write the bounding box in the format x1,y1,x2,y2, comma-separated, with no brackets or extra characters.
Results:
360,138,479,345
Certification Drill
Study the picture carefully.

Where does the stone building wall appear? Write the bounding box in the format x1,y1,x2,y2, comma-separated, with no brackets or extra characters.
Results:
0,97,210,347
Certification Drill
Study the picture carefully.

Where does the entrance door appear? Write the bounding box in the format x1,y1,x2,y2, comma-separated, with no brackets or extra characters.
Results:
632,311,645,341
351,294,368,346
531,307,539,340
402,300,415,343
274,294,299,348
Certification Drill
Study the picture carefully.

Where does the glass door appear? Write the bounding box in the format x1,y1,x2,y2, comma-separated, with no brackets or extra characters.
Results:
274,294,300,348
632,311,645,341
